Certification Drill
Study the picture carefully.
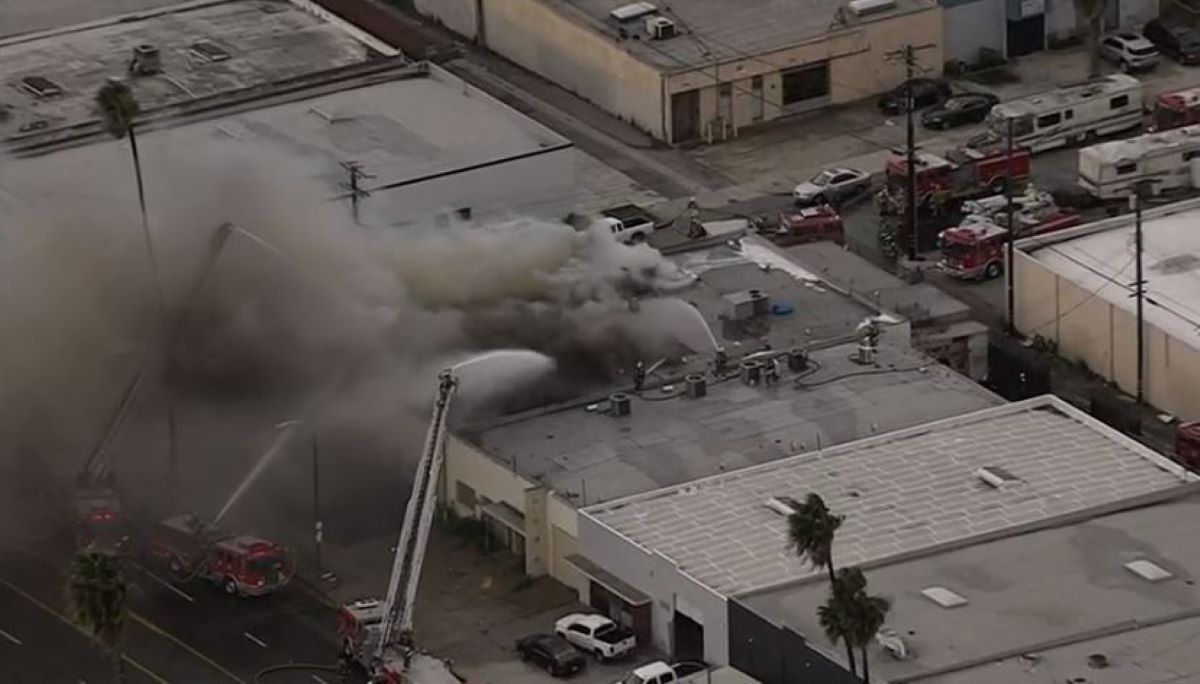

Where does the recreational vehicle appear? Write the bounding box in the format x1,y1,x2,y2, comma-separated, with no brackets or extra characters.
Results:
1079,123,1200,199
983,75,1144,153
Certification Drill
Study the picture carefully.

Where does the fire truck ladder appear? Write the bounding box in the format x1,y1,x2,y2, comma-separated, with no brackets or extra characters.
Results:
376,369,458,658
78,223,233,484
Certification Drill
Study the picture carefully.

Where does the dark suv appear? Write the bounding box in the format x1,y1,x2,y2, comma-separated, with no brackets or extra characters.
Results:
1144,19,1200,64
516,634,586,677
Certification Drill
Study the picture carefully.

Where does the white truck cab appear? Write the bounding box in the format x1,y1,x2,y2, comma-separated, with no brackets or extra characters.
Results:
617,661,677,684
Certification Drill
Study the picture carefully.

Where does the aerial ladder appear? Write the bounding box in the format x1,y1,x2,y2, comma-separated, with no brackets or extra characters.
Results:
339,369,462,683
73,224,233,553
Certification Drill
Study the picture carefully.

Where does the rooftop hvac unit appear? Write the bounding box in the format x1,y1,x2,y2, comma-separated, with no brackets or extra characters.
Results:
847,0,896,16
644,15,677,40
129,44,162,76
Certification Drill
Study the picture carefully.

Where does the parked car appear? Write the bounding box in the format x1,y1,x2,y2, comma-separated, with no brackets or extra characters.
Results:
555,613,637,661
614,661,708,684
792,166,871,205
920,92,999,129
515,633,587,677
1099,31,1160,71
878,78,952,114
1143,19,1200,65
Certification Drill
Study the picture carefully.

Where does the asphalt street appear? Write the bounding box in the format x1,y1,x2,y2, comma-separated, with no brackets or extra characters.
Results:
0,542,355,684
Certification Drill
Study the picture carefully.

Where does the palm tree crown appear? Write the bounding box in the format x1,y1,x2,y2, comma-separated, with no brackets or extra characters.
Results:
821,566,891,683
67,549,128,682
96,79,140,139
787,493,844,576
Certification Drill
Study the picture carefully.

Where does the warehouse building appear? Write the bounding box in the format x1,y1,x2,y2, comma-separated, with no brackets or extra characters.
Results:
1013,198,1200,421
412,0,943,144
577,395,1194,671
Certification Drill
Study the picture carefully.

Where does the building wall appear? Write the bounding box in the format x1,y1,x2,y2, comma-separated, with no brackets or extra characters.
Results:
727,599,859,684
578,514,730,664
1013,249,1200,421
443,436,586,594
943,0,1007,62
412,0,479,40
664,8,943,143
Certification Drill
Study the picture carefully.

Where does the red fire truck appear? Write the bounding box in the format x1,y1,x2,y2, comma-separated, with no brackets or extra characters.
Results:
763,205,845,245
880,143,1032,216
939,208,1081,280
74,477,131,555
147,513,292,596
1151,86,1200,132
1175,422,1200,470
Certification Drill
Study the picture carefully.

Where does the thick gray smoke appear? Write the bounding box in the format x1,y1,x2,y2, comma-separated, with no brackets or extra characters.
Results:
0,142,693,541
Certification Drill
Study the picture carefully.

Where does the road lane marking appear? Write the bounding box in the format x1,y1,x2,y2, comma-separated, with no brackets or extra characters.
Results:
132,563,195,603
311,676,330,684
128,612,245,683
0,627,23,645
243,631,268,648
0,577,168,683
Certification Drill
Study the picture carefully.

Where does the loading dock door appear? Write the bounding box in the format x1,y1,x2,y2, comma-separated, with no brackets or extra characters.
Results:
672,610,705,664
1007,14,1045,57
671,90,700,144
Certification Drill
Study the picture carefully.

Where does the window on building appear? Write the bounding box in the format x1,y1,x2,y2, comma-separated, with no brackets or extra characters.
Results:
781,62,830,106
1111,94,1130,109
1065,109,1074,120
1037,112,1062,128
1185,149,1200,161
1116,162,1138,175
456,481,477,509
456,207,472,221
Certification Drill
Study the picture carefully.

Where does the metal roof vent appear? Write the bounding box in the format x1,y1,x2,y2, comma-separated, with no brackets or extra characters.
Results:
1124,559,1173,582
610,1,657,21
763,496,800,516
787,347,809,372
129,44,162,76
921,586,968,608
190,41,231,63
976,465,1021,489
685,374,707,398
609,392,632,417
749,288,770,316
20,76,62,98
740,359,764,386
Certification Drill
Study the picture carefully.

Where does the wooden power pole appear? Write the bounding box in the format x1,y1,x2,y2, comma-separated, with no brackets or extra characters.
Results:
885,44,937,261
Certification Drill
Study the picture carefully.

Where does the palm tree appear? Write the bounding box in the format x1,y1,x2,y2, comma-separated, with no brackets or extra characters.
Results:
825,567,891,684
95,78,163,312
67,550,129,682
788,494,854,675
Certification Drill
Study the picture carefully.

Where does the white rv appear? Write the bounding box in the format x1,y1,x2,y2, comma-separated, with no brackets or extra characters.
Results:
985,74,1144,153
1079,124,1200,199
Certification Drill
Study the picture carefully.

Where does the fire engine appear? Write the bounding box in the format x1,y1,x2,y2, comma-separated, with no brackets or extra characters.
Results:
338,370,462,683
1151,85,1200,132
939,206,1081,280
761,205,844,245
147,513,293,596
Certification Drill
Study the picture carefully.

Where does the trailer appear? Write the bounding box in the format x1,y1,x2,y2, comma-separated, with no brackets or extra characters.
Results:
1079,124,1200,200
980,74,1143,153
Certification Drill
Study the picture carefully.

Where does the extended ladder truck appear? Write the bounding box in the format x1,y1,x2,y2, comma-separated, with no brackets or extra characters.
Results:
338,370,463,683
74,224,233,556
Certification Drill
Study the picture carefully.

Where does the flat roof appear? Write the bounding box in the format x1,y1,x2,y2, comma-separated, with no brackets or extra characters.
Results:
0,0,377,138
0,65,571,220
551,0,937,71
582,396,1192,596
744,493,1200,684
0,0,188,39
1021,199,1200,352
465,341,1001,509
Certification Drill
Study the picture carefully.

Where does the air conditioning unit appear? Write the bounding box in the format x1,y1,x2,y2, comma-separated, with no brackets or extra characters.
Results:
645,15,677,40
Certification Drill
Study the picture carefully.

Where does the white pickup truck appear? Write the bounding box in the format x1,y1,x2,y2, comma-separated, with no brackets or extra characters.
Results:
597,204,657,244
615,662,759,684
555,613,637,661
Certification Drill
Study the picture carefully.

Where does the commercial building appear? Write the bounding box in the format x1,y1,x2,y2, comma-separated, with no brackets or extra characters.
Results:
412,0,943,144
442,235,1003,618
1012,198,1200,421
0,0,575,225
576,395,1195,670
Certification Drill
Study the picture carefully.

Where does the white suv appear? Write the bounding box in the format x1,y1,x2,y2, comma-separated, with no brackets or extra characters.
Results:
1100,32,1160,71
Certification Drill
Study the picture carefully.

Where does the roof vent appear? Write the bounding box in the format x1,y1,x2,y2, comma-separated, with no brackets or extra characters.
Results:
644,15,677,40
740,359,765,386
610,1,657,21
921,586,968,608
685,374,707,398
189,41,231,63
847,0,897,16
764,496,801,516
749,288,771,316
1124,559,1173,582
129,44,162,76
976,465,1021,489
1087,653,1109,669
609,392,632,417
787,347,809,372
20,76,62,98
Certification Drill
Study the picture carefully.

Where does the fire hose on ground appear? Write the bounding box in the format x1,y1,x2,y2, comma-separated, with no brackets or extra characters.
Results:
252,662,342,683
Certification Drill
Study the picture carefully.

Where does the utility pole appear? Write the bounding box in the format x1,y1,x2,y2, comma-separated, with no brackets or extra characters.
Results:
1130,182,1149,404
339,160,374,225
885,43,937,261
1005,116,1017,335
312,433,323,573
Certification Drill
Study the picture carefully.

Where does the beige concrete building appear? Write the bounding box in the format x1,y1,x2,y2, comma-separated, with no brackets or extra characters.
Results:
1013,198,1200,421
414,0,944,143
